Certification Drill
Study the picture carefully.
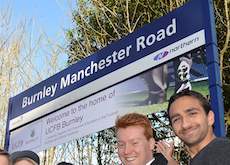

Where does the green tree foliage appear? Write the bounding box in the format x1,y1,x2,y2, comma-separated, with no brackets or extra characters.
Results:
66,0,188,64
215,0,230,103
214,0,230,137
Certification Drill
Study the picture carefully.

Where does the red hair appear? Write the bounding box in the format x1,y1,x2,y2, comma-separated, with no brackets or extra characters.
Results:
115,113,153,140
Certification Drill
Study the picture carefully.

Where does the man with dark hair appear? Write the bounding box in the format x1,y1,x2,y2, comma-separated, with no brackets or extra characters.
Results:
115,113,177,165
167,90,230,165
0,149,11,165
11,150,40,165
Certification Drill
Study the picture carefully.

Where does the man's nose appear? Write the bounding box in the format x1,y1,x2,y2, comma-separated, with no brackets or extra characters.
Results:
181,116,192,129
124,144,133,154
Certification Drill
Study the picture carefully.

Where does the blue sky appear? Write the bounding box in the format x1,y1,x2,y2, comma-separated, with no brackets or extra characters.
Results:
0,0,75,39
0,0,76,81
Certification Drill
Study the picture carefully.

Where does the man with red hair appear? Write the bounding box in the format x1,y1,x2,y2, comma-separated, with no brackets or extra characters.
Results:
115,113,177,165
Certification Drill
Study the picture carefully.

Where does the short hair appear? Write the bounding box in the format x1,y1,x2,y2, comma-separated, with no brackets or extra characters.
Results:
11,150,40,165
57,162,73,165
115,113,153,140
167,90,212,121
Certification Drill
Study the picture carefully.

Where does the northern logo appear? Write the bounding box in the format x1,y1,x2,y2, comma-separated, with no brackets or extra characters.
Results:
153,51,169,61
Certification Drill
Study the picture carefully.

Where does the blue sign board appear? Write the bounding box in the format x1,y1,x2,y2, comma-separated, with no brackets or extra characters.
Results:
5,0,224,151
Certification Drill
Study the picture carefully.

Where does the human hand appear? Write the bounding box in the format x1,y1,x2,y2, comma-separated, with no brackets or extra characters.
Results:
155,140,174,161
155,141,178,165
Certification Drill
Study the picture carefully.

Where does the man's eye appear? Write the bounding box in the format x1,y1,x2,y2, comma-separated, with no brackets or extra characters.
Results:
189,112,197,116
133,142,139,145
118,143,125,148
172,118,179,124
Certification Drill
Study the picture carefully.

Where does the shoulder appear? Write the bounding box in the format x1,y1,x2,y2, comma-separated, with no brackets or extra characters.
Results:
214,137,230,143
151,153,167,165
190,137,230,164
210,137,230,147
204,137,230,153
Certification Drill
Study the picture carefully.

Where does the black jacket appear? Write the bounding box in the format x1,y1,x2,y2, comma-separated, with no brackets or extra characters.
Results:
151,153,168,165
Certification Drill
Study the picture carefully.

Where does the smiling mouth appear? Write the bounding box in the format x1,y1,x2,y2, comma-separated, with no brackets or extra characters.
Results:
182,127,197,136
125,157,136,161
124,156,137,163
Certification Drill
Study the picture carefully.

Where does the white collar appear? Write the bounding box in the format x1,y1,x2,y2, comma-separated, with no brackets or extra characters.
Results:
146,158,155,165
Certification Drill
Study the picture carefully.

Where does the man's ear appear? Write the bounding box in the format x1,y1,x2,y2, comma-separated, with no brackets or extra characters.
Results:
208,110,215,126
149,137,155,150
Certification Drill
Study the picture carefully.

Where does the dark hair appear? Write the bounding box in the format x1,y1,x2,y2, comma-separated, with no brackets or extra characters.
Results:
11,150,40,165
167,90,212,121
57,162,73,165
115,113,153,140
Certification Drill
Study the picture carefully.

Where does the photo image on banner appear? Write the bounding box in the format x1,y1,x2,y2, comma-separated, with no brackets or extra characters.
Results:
114,45,209,115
